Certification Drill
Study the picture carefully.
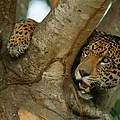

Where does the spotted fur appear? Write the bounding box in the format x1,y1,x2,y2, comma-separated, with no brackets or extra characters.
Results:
7,18,37,57
75,29,120,90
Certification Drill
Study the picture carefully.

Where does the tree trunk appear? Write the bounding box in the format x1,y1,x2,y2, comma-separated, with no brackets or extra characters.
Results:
98,0,120,36
0,0,114,119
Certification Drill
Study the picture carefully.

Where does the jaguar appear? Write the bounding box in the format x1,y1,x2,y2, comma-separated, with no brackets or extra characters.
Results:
75,29,120,95
7,18,37,57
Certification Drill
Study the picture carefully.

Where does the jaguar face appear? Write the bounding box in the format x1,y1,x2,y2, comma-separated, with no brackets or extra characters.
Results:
75,30,120,94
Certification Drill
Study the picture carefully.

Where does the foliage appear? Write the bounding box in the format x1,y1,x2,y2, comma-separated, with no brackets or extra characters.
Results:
43,0,50,6
110,96,120,120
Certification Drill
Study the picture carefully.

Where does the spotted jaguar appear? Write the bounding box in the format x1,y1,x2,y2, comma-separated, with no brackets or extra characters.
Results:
75,29,120,95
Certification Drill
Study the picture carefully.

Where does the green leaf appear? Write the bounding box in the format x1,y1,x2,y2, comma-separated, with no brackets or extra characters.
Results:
110,96,120,120
42,0,50,6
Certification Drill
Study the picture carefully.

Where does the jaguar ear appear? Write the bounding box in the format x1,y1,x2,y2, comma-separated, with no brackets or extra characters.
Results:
94,29,105,35
92,29,105,37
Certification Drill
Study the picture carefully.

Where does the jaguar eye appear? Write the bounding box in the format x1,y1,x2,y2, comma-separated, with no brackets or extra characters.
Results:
103,58,108,63
101,57,109,64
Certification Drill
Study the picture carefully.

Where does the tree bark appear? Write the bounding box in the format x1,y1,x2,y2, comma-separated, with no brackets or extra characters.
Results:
98,0,120,36
0,0,113,119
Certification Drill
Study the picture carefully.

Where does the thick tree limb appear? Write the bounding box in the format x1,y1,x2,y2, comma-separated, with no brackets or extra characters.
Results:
0,0,18,119
0,0,17,54
98,0,120,36
0,0,112,119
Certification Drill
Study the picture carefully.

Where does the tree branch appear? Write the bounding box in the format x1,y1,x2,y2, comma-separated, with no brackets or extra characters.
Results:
0,0,112,119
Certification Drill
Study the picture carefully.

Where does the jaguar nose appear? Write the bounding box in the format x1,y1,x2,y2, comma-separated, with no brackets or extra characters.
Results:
79,69,90,77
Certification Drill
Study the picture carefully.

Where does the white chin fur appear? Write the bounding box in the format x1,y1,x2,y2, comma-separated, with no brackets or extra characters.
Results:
75,71,82,80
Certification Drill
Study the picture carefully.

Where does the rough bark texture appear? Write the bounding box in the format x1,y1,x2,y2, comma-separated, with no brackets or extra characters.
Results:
0,0,115,120
98,0,120,36
0,0,17,89
0,1,18,120
0,0,16,54
16,0,29,21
